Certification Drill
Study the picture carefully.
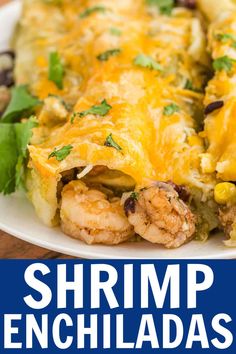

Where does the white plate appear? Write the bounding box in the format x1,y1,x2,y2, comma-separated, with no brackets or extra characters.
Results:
0,1,235,259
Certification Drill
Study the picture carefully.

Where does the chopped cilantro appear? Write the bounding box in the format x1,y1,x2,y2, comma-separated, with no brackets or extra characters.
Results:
215,33,236,48
134,54,163,71
1,85,40,123
163,103,180,116
146,0,175,15
213,56,236,72
104,134,122,151
48,145,73,162
184,79,201,93
110,27,122,36
48,52,64,90
79,5,106,18
184,79,194,90
73,99,112,121
130,192,139,201
97,49,121,61
70,112,77,124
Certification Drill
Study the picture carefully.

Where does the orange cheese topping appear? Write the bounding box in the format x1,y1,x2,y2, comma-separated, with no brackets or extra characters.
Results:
13,0,213,225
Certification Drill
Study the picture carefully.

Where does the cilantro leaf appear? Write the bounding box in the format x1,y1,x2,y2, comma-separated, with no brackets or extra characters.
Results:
134,54,163,71
0,124,18,194
79,6,106,18
163,103,180,116
0,117,37,195
146,0,175,15
215,33,236,48
15,117,38,188
97,49,121,61
73,99,112,120
1,85,40,123
48,52,64,90
213,56,236,72
48,145,73,161
184,79,201,93
130,192,139,201
104,134,122,151
110,27,122,36
184,79,194,91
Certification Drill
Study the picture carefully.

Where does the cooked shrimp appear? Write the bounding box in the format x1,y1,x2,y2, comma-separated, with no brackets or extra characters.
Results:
123,182,196,248
60,180,134,245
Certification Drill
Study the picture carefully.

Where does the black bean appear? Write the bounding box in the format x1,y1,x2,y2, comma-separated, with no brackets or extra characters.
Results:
204,101,224,115
0,70,14,87
124,197,136,217
0,50,15,59
167,181,190,202
0,50,15,87
176,0,196,9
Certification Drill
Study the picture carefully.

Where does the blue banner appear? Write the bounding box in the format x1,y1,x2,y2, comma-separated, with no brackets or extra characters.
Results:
0,260,235,353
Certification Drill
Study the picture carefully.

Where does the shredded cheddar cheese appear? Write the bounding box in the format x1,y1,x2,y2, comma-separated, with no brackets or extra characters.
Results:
14,0,213,226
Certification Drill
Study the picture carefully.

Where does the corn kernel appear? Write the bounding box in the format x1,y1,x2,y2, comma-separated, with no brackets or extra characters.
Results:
214,182,236,205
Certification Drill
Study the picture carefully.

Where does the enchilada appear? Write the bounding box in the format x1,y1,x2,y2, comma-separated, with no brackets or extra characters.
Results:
1,0,231,248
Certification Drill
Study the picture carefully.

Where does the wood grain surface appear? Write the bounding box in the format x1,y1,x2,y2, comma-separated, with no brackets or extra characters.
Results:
0,0,75,259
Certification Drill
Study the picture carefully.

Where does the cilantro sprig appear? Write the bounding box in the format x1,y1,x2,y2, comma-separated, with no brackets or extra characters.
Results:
97,49,121,61
1,85,41,123
0,117,38,194
71,99,112,123
213,56,236,73
48,145,73,161
104,134,122,151
48,52,64,90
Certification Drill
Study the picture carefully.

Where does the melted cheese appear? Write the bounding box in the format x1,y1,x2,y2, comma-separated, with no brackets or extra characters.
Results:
197,0,236,21
15,0,211,225
202,11,236,181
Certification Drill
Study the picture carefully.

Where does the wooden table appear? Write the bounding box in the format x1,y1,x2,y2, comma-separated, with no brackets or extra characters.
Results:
0,0,74,259
0,232,75,258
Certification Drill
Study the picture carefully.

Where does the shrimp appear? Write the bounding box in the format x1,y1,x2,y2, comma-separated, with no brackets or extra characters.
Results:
60,180,134,245
123,182,196,248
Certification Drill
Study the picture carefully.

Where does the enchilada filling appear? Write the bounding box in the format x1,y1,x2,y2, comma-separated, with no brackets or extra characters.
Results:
199,8,236,245
61,180,135,246
59,176,196,247
122,182,196,248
